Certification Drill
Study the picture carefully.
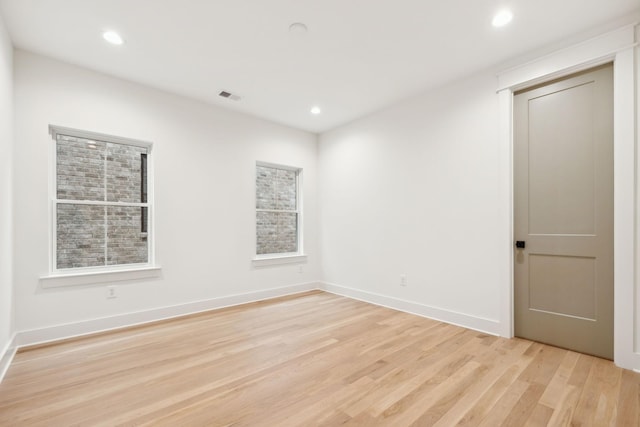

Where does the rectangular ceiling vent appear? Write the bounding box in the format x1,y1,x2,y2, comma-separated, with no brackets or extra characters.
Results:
219,91,241,101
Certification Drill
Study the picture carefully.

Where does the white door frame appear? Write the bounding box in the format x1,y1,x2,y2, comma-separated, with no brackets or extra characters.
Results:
496,24,638,370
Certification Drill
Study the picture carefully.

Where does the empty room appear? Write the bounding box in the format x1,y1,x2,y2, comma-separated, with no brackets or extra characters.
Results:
1,0,640,425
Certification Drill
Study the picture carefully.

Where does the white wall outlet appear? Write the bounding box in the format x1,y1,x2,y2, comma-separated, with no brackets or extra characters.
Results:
106,286,117,299
298,265,304,274
400,274,407,287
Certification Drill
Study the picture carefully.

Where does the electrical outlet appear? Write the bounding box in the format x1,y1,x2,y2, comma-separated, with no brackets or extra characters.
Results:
106,286,117,299
400,274,407,287
298,265,304,274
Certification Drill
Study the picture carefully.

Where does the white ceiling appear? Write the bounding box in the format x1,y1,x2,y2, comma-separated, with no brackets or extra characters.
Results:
0,1,638,133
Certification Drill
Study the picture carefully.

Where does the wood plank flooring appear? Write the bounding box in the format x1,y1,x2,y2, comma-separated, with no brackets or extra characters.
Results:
1,290,639,426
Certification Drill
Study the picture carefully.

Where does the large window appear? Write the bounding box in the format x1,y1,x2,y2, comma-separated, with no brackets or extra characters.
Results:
50,126,152,271
255,163,301,256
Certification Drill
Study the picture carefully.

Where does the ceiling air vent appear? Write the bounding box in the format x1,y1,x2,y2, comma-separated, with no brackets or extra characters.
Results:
219,91,241,101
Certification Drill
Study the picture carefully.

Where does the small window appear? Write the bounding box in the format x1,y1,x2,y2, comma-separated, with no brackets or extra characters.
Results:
50,126,153,271
255,163,301,256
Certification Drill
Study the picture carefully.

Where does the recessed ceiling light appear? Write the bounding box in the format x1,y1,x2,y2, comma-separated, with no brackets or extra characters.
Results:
102,30,124,45
310,106,321,115
492,10,513,27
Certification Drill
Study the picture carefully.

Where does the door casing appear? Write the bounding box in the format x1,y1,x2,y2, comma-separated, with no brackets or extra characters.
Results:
495,24,638,370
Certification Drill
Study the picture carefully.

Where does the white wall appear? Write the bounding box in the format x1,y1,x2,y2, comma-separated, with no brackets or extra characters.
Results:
13,51,320,334
0,14,13,356
319,72,504,333
318,25,640,365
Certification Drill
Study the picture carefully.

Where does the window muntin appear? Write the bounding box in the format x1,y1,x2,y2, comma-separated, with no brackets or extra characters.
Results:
52,129,152,271
256,164,301,256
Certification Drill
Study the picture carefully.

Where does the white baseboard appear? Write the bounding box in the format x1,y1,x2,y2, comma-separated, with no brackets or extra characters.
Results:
8,281,637,378
630,353,640,373
0,334,17,383
12,280,501,356
15,282,320,348
320,282,501,336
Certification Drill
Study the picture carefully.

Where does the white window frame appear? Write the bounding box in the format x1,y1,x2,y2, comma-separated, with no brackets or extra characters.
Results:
41,125,160,287
252,161,306,267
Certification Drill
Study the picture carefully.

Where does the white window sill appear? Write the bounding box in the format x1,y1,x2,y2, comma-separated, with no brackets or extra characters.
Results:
40,266,162,288
252,254,307,267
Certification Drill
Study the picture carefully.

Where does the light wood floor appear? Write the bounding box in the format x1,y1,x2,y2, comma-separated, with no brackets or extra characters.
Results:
1,291,639,426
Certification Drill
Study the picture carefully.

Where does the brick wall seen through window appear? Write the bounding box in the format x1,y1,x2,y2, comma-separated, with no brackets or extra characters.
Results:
256,164,300,255
54,130,151,269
